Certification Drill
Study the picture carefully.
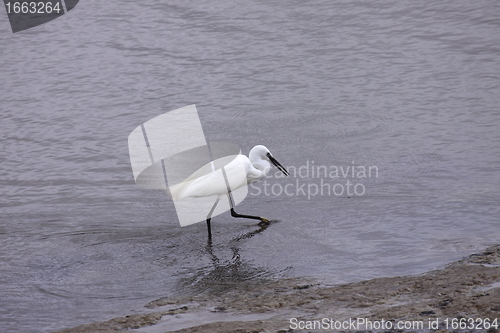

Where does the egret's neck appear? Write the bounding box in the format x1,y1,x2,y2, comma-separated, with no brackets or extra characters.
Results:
249,158,271,180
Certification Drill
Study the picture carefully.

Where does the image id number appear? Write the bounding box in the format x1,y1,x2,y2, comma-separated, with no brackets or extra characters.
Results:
5,2,62,14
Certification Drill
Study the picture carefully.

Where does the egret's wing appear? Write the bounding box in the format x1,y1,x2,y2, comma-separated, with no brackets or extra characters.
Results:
176,170,229,199
183,161,218,182
167,158,224,199
170,155,248,200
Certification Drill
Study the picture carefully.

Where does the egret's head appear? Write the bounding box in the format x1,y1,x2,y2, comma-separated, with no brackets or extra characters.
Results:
249,145,289,176
249,145,270,160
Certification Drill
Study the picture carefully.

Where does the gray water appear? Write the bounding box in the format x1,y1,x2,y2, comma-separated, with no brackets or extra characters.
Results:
1,1,500,332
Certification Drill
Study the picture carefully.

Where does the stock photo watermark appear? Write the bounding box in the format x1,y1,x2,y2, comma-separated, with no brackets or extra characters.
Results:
250,160,379,200
129,105,379,227
3,0,79,33
289,317,499,331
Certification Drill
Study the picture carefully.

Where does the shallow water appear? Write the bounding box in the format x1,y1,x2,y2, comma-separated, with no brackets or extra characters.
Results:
1,1,500,332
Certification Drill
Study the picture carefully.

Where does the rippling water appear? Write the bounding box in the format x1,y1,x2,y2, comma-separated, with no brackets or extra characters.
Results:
1,1,500,332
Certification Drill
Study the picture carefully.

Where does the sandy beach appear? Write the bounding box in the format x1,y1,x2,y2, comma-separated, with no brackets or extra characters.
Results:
52,245,500,333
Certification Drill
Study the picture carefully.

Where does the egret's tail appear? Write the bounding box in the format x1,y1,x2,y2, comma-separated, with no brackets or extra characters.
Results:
166,182,183,201
167,180,195,201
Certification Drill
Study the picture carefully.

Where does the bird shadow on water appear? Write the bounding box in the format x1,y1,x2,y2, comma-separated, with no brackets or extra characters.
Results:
175,221,283,296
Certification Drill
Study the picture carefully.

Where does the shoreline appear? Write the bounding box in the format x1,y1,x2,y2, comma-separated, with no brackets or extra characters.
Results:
53,245,500,333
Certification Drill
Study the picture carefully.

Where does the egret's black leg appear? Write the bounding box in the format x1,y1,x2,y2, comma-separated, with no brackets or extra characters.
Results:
227,193,270,224
206,195,221,240
230,208,269,223
206,218,212,240
221,166,270,224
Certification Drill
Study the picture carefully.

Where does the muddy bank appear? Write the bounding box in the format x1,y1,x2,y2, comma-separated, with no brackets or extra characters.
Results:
52,245,500,333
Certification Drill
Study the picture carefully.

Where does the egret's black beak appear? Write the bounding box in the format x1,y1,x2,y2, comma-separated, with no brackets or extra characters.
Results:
267,153,289,176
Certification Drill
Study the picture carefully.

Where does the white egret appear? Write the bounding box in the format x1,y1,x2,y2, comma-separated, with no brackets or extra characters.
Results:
169,145,289,239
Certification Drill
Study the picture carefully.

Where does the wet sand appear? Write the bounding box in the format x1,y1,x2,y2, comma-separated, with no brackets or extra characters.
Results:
52,245,500,333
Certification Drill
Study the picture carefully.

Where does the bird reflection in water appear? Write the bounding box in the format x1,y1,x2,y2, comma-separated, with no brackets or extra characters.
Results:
177,221,280,295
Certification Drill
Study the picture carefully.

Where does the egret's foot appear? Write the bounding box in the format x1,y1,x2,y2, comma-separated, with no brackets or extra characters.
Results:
258,217,270,226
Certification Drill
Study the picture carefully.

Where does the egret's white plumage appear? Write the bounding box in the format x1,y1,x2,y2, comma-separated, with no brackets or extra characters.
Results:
169,145,288,201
